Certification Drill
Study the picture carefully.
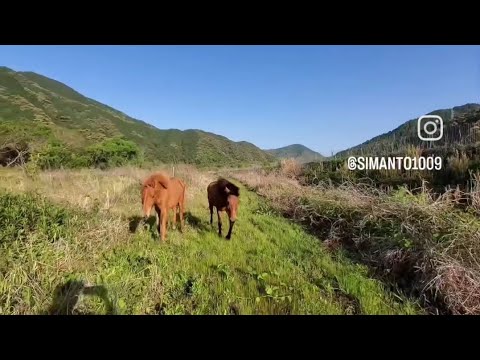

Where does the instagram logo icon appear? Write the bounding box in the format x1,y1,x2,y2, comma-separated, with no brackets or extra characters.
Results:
417,115,443,141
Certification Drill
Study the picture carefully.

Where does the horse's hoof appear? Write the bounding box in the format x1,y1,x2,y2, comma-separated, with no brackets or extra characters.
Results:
226,236,231,240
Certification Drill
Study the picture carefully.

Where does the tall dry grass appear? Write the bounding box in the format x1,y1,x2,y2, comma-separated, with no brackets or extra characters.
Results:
280,158,302,179
0,165,214,272
469,170,480,213
0,165,212,216
447,150,471,175
229,168,480,315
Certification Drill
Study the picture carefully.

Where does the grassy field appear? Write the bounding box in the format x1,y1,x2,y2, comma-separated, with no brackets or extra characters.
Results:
0,166,419,315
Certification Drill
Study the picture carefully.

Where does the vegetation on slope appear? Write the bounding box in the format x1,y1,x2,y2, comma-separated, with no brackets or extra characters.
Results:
0,66,274,168
0,166,417,315
335,103,480,158
301,145,480,195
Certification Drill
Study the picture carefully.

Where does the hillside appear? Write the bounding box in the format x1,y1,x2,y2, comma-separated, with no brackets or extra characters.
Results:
335,103,480,158
266,144,324,163
0,66,274,167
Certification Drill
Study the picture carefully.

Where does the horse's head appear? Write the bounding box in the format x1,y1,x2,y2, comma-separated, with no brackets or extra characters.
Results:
141,179,155,220
227,194,239,222
224,185,239,222
141,173,170,220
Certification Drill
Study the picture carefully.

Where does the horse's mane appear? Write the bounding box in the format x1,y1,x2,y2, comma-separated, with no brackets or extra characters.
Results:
217,177,240,196
143,172,170,189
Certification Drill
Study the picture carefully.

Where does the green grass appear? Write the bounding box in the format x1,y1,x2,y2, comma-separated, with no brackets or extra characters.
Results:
0,167,419,315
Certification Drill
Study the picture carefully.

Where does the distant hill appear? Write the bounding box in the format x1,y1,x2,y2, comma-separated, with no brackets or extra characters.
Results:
335,103,480,158
266,144,324,163
0,66,274,167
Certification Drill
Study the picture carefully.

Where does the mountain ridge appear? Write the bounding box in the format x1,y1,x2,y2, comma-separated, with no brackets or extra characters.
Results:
266,144,324,163
334,102,480,158
0,66,275,167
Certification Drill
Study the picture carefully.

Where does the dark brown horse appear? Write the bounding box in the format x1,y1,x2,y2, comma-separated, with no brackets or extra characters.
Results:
141,172,186,242
207,178,239,240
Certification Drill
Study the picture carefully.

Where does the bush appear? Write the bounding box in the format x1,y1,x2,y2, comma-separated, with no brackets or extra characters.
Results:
86,137,143,169
35,141,75,170
23,137,144,170
69,153,92,168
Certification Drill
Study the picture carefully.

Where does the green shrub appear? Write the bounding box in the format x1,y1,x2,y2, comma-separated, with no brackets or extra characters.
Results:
86,137,143,169
25,137,143,170
35,141,75,170
69,153,92,168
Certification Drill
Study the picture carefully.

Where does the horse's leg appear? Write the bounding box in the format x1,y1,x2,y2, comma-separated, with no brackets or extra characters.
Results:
226,211,235,240
209,205,213,226
160,207,168,242
172,206,177,230
179,202,185,232
155,206,161,237
217,210,223,236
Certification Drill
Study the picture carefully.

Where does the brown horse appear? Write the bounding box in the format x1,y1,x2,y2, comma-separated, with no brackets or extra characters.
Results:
141,172,186,242
207,177,239,240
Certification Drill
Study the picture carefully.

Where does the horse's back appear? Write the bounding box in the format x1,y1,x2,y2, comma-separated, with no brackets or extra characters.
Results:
207,180,229,209
207,181,218,204
176,178,186,206
149,172,170,189
171,177,185,192
168,177,186,207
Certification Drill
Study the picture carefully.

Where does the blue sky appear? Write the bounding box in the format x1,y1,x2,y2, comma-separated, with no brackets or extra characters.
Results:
1,45,479,155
